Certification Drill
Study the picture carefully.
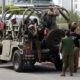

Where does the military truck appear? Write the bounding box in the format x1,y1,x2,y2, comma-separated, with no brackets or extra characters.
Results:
0,6,70,72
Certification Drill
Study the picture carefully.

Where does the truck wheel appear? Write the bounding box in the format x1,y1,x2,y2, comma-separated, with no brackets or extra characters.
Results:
54,54,62,70
45,29,65,51
55,59,62,70
13,50,23,72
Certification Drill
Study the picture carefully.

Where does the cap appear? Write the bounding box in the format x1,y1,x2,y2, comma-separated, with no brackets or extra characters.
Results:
11,15,16,20
72,22,76,25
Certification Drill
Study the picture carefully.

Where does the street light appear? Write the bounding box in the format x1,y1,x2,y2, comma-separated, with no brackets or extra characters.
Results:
2,0,5,20
2,0,5,39
71,0,73,11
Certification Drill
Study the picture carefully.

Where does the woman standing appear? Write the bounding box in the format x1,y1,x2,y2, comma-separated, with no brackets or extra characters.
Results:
59,30,74,76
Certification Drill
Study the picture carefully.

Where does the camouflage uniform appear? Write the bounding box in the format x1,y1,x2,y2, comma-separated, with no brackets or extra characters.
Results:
73,47,79,72
71,31,80,72
62,53,73,69
41,6,59,30
34,37,41,61
32,18,41,62
29,35,41,62
47,10,57,30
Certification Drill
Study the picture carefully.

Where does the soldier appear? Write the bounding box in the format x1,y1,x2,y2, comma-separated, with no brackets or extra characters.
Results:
10,15,17,25
22,18,41,62
10,15,18,39
32,18,41,62
71,28,80,72
70,22,77,32
41,6,59,30
59,30,74,76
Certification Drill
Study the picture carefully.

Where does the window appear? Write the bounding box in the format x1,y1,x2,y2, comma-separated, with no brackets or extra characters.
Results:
75,0,77,2
75,4,77,9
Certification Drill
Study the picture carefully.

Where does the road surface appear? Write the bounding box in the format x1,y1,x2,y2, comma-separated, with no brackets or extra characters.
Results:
0,58,80,80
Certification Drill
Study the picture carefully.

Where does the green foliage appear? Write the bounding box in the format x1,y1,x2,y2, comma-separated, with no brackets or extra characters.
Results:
57,10,80,25
69,10,79,23
0,5,20,14
57,16,67,23
0,6,2,14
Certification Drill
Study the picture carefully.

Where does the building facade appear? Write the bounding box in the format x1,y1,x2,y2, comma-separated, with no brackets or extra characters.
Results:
73,0,80,13
0,0,54,6
53,0,72,10
13,0,54,7
53,0,62,7
53,0,80,13
0,0,80,13
0,0,13,6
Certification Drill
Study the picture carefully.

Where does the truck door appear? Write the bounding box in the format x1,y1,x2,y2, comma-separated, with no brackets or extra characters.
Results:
2,40,11,59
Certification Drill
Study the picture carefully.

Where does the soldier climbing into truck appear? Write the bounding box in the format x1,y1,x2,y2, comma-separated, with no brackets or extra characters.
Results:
41,5,59,30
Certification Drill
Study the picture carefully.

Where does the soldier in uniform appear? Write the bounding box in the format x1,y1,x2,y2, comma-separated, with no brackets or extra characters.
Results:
48,6,59,29
71,27,80,72
41,6,59,30
32,18,41,62
59,30,74,76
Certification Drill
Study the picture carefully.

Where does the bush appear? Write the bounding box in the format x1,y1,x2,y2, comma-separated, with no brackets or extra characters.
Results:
0,5,20,14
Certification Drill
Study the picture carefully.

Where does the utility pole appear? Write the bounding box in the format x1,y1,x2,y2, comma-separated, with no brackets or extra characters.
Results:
2,0,5,20
71,0,73,11
2,0,5,39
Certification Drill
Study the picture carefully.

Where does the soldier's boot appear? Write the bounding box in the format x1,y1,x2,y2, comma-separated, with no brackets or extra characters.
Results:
70,68,73,76
60,68,65,76
37,48,41,62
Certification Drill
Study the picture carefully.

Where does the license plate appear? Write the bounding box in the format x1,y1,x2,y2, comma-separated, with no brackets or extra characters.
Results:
24,55,34,58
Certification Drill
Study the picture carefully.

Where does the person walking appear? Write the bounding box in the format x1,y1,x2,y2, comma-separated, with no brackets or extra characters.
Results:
71,28,80,72
59,30,74,76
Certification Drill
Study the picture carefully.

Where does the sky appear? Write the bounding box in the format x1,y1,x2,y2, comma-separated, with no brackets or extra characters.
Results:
52,0,58,5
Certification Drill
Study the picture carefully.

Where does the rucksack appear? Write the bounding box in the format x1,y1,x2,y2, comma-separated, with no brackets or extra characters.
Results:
42,11,53,28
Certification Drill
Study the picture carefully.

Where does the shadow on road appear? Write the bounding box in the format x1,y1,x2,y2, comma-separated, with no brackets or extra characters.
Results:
0,63,60,73
24,65,57,73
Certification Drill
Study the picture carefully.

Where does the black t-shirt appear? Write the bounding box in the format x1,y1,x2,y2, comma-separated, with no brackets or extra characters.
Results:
71,32,80,48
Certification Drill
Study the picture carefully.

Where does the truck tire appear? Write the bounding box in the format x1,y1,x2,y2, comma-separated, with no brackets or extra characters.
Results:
45,29,65,51
13,50,23,72
0,60,2,64
54,54,62,70
54,59,62,70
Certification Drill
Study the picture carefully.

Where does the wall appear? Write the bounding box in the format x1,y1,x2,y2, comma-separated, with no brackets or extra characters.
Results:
73,0,80,13
53,0,72,11
0,0,11,6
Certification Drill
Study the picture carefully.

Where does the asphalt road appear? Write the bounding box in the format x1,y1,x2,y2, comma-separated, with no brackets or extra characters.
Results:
0,60,80,80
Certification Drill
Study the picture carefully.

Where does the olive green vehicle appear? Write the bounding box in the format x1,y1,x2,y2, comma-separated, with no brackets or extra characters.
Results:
0,6,70,72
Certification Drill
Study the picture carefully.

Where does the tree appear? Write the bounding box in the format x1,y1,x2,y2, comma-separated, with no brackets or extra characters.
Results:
0,5,20,14
57,10,80,25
